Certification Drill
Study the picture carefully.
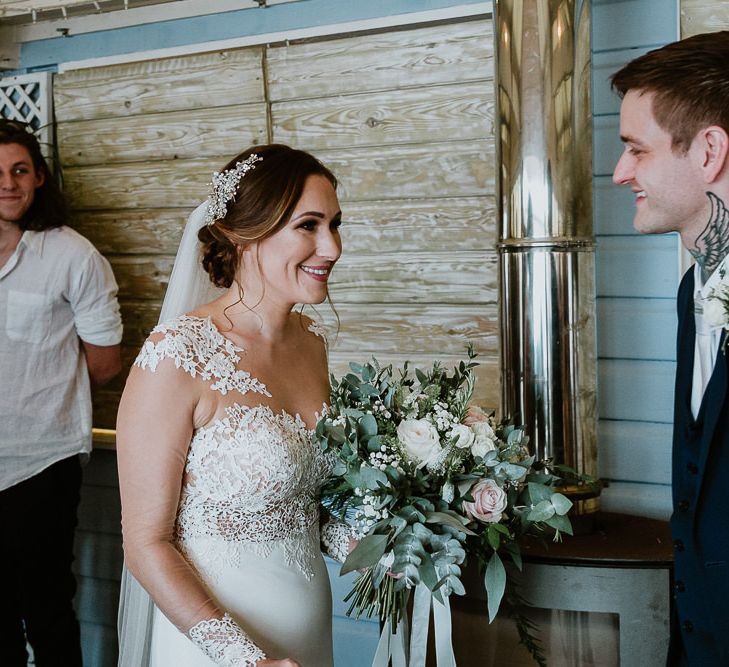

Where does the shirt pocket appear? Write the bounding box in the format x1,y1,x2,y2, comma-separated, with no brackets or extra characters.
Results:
5,290,53,344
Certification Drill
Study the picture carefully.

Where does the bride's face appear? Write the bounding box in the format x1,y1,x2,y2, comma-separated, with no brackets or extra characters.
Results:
240,174,342,306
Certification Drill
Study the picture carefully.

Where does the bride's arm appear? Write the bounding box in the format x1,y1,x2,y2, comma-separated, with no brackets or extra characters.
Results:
116,352,266,666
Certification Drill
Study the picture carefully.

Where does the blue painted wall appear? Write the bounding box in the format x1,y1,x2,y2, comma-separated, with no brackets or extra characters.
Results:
16,0,485,71
592,0,679,518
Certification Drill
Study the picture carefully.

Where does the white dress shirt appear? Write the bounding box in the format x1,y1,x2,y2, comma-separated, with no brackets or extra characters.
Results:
691,259,728,419
0,226,123,491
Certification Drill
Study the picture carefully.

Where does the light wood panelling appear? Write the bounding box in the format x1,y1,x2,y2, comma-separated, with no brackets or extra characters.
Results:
55,18,499,429
342,198,496,252
73,197,496,255
330,251,496,304
58,104,268,167
63,158,215,210
320,140,495,202
72,208,188,254
267,20,493,101
109,255,176,301
681,0,729,37
109,250,495,304
64,140,494,210
54,48,264,121
272,82,494,149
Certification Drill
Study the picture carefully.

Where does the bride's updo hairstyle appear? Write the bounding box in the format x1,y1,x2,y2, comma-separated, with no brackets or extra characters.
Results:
198,144,337,288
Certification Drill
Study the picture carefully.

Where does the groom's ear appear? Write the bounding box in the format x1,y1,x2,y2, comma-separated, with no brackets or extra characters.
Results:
694,125,729,183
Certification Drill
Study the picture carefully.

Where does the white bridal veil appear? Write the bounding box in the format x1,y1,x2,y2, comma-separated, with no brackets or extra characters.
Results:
117,202,225,666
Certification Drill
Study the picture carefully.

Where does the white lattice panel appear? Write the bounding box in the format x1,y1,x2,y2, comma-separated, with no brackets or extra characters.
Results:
0,71,53,156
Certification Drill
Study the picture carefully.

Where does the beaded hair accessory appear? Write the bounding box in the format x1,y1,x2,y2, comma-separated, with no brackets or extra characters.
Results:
203,153,262,226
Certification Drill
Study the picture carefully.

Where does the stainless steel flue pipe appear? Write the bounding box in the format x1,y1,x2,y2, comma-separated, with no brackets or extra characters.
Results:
494,0,598,502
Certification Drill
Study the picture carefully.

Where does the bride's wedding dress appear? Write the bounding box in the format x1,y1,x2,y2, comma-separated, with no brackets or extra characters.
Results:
130,314,348,666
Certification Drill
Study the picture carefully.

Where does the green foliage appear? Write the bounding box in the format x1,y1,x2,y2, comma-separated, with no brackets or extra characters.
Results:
318,349,587,665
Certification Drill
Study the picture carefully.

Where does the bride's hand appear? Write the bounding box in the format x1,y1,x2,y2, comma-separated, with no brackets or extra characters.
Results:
256,659,301,667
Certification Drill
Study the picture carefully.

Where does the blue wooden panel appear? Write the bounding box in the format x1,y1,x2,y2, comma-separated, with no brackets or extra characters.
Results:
77,484,122,534
594,175,641,236
598,419,672,484
83,450,120,487
592,0,678,52
75,575,120,625
592,47,654,116
594,115,622,177
74,529,124,580
598,358,675,422
599,480,672,520
596,236,679,298
333,616,379,667
597,297,676,360
79,622,118,667
19,0,487,69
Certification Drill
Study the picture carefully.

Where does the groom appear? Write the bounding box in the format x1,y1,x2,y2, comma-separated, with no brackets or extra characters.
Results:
611,32,729,665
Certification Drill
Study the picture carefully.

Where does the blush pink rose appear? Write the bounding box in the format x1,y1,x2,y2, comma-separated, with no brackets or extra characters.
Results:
462,478,507,523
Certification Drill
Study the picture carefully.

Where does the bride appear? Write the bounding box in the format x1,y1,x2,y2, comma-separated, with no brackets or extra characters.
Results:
116,144,352,667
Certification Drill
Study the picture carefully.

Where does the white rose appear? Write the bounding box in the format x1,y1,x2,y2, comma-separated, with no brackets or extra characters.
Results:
463,478,508,523
450,423,475,449
397,418,442,469
471,421,497,458
704,295,728,328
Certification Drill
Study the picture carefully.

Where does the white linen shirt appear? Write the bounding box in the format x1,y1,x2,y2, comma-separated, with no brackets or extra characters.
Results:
0,226,122,491
691,259,728,419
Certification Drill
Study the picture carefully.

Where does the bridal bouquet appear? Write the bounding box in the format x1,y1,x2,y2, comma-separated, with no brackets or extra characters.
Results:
316,348,575,666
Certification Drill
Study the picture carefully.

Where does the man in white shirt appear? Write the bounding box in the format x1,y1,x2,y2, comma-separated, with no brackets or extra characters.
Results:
611,32,729,666
0,120,123,666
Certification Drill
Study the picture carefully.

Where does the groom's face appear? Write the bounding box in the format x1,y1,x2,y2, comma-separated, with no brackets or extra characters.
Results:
612,89,707,238
241,174,342,306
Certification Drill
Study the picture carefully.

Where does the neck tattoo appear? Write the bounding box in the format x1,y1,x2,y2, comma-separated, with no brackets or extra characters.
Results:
690,192,729,282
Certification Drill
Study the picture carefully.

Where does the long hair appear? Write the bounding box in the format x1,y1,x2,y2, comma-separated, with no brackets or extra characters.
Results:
611,31,729,154
0,120,68,230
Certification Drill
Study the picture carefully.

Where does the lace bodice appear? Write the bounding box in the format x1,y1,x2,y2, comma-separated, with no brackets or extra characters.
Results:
134,315,335,581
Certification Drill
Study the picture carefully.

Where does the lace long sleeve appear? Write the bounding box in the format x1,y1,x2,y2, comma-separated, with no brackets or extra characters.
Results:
116,323,268,664
188,614,266,666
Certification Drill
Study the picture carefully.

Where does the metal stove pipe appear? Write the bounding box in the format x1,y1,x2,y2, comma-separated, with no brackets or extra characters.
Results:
494,0,598,508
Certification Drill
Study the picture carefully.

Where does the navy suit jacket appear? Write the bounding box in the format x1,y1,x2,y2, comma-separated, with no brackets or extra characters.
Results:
669,269,729,664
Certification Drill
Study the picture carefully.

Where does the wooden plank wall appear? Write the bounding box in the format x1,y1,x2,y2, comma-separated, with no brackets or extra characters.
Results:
54,19,498,430
52,18,496,665
266,21,497,402
681,0,729,36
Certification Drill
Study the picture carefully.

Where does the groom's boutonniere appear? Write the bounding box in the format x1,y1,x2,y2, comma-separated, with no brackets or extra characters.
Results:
704,267,729,352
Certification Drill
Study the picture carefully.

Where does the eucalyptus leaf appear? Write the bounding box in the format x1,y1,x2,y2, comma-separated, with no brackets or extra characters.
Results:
527,482,553,504
419,552,439,591
527,499,555,522
341,534,388,574
359,465,389,490
484,552,506,622
550,492,573,516
545,513,573,535
425,511,477,536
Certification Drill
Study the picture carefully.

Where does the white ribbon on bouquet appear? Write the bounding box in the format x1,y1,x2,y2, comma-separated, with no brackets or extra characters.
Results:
372,584,456,667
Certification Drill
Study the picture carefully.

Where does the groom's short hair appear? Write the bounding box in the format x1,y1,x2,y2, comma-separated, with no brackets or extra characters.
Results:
610,30,729,154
